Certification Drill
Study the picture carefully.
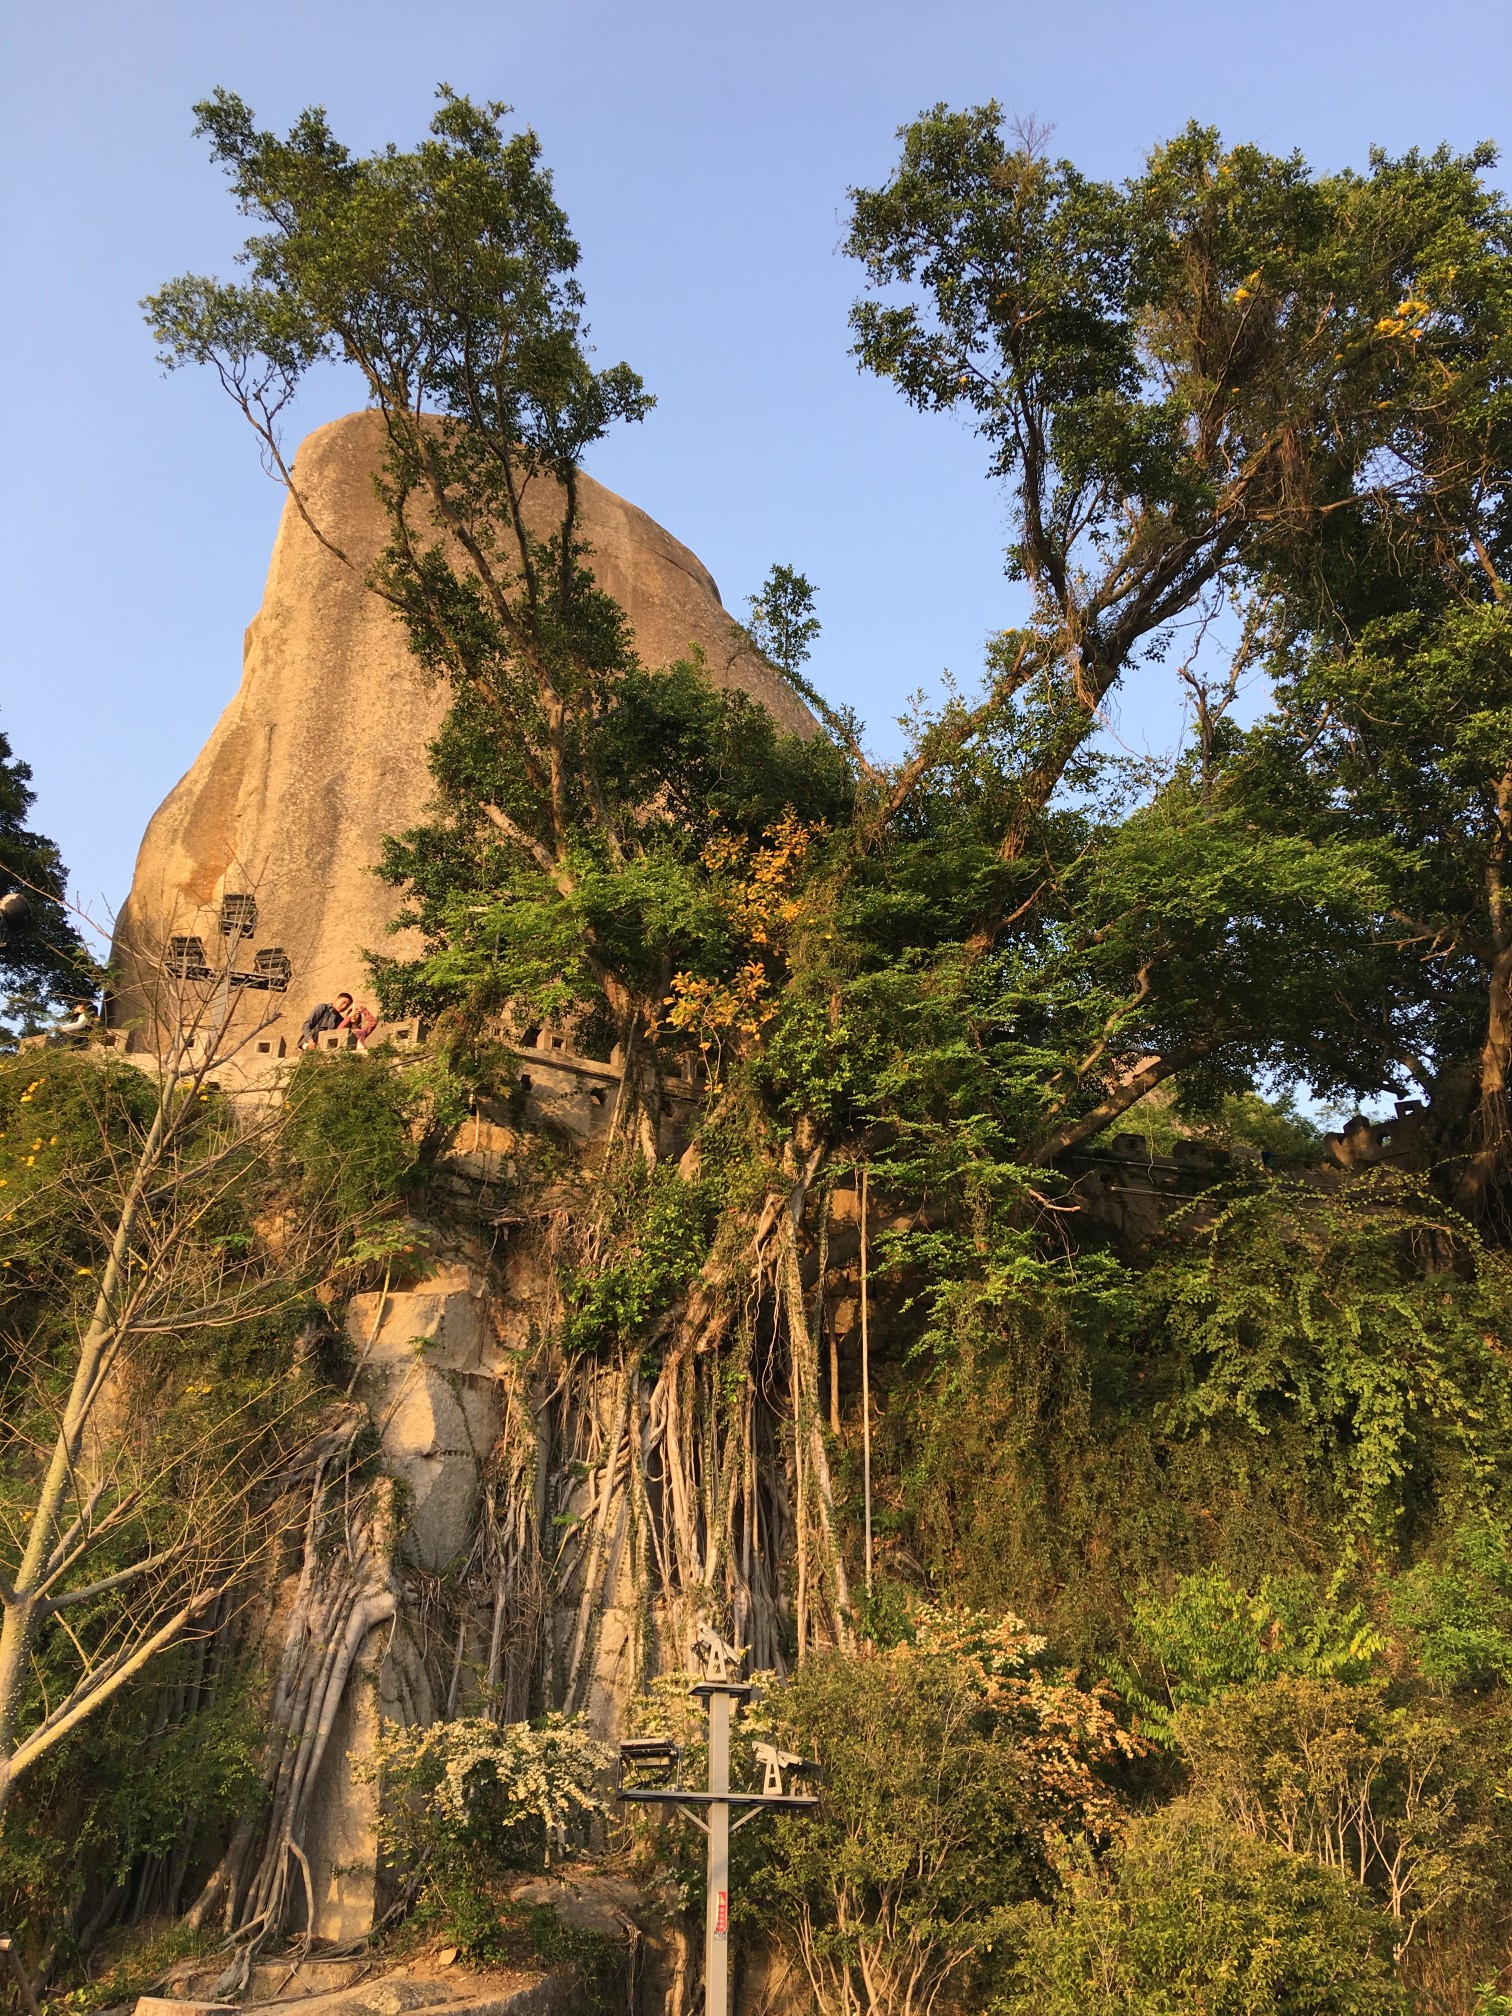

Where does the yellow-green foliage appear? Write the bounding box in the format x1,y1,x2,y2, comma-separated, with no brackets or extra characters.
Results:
745,1610,1137,2016
278,1047,429,1231
1148,1177,1512,1532
0,1051,158,1340
999,1805,1407,2016
0,1045,426,1954
1175,1675,1505,1957
1111,1566,1385,1747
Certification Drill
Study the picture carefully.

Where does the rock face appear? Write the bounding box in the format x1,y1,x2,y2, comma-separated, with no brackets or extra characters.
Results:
106,416,813,1950
111,409,809,1038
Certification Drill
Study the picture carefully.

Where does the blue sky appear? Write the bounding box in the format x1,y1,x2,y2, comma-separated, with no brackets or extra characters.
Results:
2,0,1509,944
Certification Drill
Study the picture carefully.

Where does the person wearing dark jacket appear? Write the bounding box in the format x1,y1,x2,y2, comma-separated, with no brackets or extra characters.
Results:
299,991,352,1049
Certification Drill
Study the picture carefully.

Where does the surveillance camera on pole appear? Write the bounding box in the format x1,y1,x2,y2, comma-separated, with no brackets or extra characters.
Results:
616,1624,818,2016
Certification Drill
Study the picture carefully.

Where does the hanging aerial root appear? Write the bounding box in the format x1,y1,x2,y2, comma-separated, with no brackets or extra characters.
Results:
186,1408,398,1976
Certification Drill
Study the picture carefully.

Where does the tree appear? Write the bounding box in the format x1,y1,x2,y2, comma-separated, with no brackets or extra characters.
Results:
149,86,865,1664
0,725,94,1035
145,89,673,1127
836,113,1512,1147
1249,606,1512,1219
1002,1803,1407,2016
112,89,1512,2016
848,114,1372,861
0,959,420,1821
1228,143,1512,1214
747,564,820,678
146,89,862,1163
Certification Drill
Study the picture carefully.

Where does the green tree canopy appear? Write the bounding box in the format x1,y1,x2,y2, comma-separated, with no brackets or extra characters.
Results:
0,725,95,1035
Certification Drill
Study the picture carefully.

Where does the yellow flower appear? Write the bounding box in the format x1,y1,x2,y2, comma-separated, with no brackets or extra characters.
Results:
75,1267,93,1276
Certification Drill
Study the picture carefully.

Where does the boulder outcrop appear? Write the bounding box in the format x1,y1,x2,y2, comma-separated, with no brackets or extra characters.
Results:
101,418,816,1952
110,410,808,1038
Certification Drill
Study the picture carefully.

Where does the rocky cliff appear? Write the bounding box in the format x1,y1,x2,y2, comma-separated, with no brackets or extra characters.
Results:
111,409,809,1036
104,415,819,1947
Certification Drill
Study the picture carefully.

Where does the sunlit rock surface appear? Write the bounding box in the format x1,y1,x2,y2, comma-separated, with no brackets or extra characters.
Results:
110,409,810,1040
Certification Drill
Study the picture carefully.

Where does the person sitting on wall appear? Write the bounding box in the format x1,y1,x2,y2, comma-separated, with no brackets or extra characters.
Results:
340,1001,379,1047
49,999,97,1046
299,992,353,1049
24,999,99,1050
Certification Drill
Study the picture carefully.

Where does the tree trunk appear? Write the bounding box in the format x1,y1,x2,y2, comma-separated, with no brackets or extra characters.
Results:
0,1067,179,1815
1457,771,1512,1222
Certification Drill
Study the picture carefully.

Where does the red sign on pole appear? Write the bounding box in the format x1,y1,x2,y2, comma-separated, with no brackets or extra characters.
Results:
714,1891,729,1938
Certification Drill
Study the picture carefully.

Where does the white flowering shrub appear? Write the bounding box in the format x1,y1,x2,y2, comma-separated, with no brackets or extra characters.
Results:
376,1713,612,1905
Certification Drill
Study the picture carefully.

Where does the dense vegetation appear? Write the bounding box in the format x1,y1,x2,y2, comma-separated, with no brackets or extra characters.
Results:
0,725,96,1037
5,85,1509,2016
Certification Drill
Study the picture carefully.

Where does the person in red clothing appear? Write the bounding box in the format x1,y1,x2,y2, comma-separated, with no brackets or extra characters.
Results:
340,1001,379,1046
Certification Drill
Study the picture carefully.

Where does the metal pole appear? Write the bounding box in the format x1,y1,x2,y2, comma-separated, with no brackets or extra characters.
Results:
214,925,250,1045
705,1687,731,2016
616,1639,815,2016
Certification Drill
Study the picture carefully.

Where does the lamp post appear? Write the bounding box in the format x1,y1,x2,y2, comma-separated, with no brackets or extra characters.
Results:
162,894,290,1042
617,1625,817,2016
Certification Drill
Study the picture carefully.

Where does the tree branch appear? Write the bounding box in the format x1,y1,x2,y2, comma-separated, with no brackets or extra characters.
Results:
5,1583,224,1788
1027,1047,1201,1164
480,802,567,883
40,1542,191,1615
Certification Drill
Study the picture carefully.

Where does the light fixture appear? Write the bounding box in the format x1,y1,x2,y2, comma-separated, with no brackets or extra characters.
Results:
219,893,259,940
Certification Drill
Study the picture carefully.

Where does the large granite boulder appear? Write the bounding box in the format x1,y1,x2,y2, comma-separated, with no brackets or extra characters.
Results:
110,409,809,1041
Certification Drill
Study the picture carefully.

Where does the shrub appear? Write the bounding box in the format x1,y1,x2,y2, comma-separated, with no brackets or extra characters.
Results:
280,1049,425,1230
1145,1178,1512,1534
373,1715,610,1957
750,1608,1136,2016
1175,1675,1491,1960
1111,1566,1383,1746
999,1803,1406,2015
1391,1516,1512,1693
